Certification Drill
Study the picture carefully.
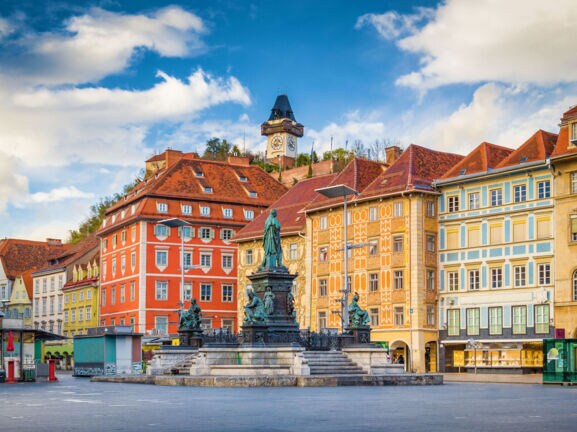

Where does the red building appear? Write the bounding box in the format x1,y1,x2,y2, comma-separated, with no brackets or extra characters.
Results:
97,150,286,335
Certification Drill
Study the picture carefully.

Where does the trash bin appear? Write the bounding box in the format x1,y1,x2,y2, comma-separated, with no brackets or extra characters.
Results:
23,368,36,382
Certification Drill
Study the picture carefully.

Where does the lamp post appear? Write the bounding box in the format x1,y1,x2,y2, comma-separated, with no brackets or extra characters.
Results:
467,338,480,374
158,218,192,312
315,184,359,332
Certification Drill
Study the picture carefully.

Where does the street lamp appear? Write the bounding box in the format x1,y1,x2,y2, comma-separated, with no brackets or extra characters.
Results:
467,338,480,374
315,184,359,332
158,218,192,312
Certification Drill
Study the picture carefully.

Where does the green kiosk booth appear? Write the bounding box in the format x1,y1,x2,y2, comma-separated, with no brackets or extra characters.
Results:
542,338,577,384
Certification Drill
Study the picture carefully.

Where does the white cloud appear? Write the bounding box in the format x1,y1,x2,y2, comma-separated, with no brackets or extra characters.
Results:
0,17,13,38
0,152,28,213
28,186,94,204
356,8,432,41
361,0,577,90
2,6,206,86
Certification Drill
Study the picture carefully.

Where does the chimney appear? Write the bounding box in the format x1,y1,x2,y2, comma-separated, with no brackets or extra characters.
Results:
164,149,183,168
385,146,402,165
227,156,250,166
46,238,62,246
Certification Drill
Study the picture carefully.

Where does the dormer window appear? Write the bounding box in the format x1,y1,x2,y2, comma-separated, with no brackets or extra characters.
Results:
112,214,116,223
195,171,204,177
520,156,528,163
244,209,255,220
182,205,192,215
249,191,257,198
223,208,233,218
459,169,467,175
239,176,247,182
131,204,136,215
204,187,213,193
200,206,211,217
157,202,168,213
571,122,577,145
121,210,125,219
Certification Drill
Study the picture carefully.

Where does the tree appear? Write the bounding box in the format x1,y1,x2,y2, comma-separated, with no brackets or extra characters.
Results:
202,138,232,161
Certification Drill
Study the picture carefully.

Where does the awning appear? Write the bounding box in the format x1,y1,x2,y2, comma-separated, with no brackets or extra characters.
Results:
1,328,68,342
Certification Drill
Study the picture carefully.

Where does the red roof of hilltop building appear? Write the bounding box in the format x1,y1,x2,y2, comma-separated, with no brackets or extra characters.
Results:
359,144,464,199
552,105,577,158
34,235,99,275
0,238,67,280
234,174,337,242
441,142,514,180
497,130,558,168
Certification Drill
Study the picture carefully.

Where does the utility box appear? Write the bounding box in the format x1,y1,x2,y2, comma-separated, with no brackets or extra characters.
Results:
542,338,577,384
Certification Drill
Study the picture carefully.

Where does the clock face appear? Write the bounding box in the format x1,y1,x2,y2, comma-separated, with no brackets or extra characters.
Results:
271,135,283,150
287,136,296,151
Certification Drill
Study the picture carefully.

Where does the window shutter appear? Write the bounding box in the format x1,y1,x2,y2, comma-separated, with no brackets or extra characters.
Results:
572,216,577,234
210,228,215,239
219,229,224,240
190,227,195,238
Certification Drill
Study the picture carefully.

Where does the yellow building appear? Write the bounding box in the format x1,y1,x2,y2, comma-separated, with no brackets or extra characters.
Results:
62,258,100,337
304,148,463,373
6,271,34,328
234,175,336,328
551,105,577,337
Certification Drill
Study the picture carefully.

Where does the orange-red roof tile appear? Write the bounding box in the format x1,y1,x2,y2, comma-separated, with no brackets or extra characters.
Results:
552,106,577,158
442,142,513,179
36,235,99,273
234,174,337,242
497,130,557,168
0,239,67,280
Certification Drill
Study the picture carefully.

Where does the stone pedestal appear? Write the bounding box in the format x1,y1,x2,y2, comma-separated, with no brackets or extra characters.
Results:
242,324,269,345
178,329,204,348
242,267,300,345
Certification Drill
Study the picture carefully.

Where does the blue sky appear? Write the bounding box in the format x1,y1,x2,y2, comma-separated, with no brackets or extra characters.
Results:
1,0,577,241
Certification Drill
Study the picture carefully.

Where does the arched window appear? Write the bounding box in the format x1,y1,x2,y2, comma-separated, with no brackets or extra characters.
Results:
573,270,577,301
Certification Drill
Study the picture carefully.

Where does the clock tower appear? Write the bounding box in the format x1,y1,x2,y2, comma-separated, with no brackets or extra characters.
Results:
261,94,304,167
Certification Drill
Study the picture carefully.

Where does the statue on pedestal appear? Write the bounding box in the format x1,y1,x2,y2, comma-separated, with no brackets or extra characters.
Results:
179,298,202,330
348,292,370,328
243,290,267,324
264,287,275,316
259,209,283,270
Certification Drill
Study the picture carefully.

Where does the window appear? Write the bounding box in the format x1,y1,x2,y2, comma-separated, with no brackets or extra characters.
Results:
394,306,404,326
200,253,212,267
244,210,254,220
222,319,234,332
112,257,117,275
49,296,54,314
222,284,233,302
466,308,480,336
489,307,503,335
87,290,92,300
370,308,379,326
318,311,327,329
571,216,577,242
180,226,192,239
467,228,480,247
571,172,577,194
447,196,459,213
249,191,258,198
204,187,213,194
111,286,116,305
223,208,233,218
155,281,168,300
64,310,68,323
319,279,328,296
426,270,435,290
468,269,480,291
101,289,106,307
369,273,379,292
490,224,502,245
121,255,126,273
468,192,480,210
156,250,168,267
448,271,459,292
78,307,84,322
50,277,55,292
155,316,168,335
103,239,108,250
34,279,39,294
512,305,527,334
369,207,378,221
112,235,117,248
319,216,328,230
426,234,436,252
183,251,192,268
514,184,527,202
427,306,435,326
58,296,62,313
183,282,192,300
42,298,47,315
394,271,403,290
319,246,328,262
222,254,233,269
43,279,47,293
289,243,298,260
131,226,137,242
34,299,39,316
537,181,551,199
514,266,526,287
200,227,213,240
393,236,403,253
120,284,125,303
157,202,168,213
491,268,503,289
130,281,135,301
572,123,577,141
200,283,212,301
393,202,403,217
537,218,551,239
491,189,503,206
71,309,76,322
72,292,77,303
245,249,253,265
131,251,136,269
573,271,577,301
513,221,527,242
58,274,63,289
121,230,126,244
368,239,378,256
200,206,211,216
538,264,551,285
535,304,550,334
79,291,84,301
426,201,435,218
154,224,169,237
195,170,204,177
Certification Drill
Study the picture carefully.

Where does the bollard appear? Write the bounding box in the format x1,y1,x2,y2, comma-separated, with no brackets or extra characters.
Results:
48,359,58,382
6,359,16,384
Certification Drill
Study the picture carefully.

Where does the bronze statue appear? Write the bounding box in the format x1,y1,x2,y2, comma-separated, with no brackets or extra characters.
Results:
179,298,202,330
287,291,297,324
263,287,275,316
348,292,370,328
260,208,283,269
243,290,267,324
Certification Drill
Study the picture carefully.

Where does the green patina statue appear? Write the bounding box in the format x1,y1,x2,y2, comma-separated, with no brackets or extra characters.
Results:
263,286,275,316
348,292,370,328
259,208,283,270
243,290,267,324
179,298,202,330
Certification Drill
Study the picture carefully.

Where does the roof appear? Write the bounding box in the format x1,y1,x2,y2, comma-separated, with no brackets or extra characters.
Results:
35,235,99,274
233,174,337,242
268,94,297,122
303,158,388,212
0,239,66,280
497,130,558,168
441,142,513,179
552,107,577,158
360,144,464,199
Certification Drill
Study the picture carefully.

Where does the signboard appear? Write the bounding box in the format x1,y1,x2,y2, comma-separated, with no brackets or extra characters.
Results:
555,328,565,339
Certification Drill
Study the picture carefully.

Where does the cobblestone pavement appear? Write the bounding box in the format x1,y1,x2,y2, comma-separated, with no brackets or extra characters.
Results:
1,372,577,432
